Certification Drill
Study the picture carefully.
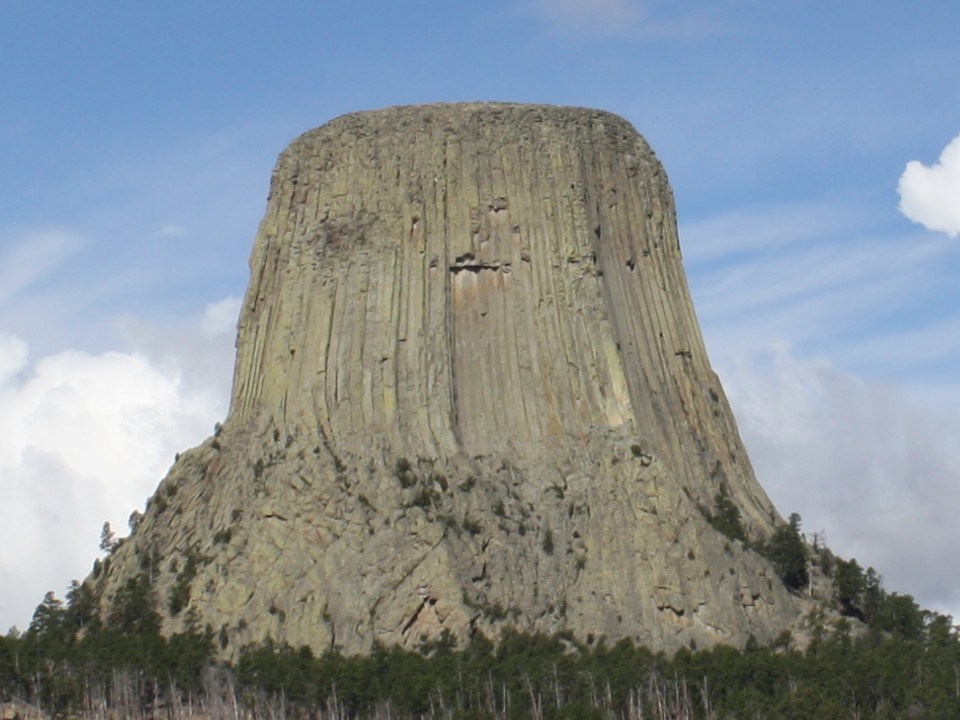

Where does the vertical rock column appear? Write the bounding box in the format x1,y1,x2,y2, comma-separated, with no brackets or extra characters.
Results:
228,103,777,532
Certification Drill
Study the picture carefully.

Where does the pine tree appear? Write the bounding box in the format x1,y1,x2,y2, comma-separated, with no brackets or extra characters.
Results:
709,483,747,542
766,512,809,592
99,521,117,554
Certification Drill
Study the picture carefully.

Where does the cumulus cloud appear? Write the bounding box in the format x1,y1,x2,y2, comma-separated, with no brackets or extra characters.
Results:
716,344,960,621
898,133,960,237
0,298,237,632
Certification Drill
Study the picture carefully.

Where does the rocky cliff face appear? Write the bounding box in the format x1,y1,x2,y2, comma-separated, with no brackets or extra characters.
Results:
94,103,811,657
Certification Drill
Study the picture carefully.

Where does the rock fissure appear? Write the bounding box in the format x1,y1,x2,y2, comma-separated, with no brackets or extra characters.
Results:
449,261,511,274
400,599,427,636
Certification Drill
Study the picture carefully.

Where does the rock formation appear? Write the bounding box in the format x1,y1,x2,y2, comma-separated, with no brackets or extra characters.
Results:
93,103,812,657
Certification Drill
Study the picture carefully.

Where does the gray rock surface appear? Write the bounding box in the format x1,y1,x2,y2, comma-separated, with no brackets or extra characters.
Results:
93,103,814,657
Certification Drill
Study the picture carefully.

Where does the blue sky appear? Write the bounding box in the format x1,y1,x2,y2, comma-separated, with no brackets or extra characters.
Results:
1,1,958,632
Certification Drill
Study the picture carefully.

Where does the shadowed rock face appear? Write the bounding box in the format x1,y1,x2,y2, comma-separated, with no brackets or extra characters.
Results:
94,104,809,657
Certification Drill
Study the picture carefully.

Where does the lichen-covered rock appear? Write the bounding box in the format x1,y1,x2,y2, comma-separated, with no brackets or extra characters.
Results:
92,103,813,658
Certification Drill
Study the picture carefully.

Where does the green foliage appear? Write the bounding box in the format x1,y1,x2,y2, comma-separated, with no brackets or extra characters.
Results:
212,527,233,544
765,512,809,592
833,556,866,618
228,622,960,720
410,486,439,509
395,457,417,488
707,483,747,543
150,492,168,514
267,603,286,623
6,589,960,720
168,550,200,616
870,590,926,640
27,591,72,659
110,572,161,635
127,509,143,533
64,579,99,634
98,521,117,554
8,576,213,716
431,472,449,492
7,508,959,720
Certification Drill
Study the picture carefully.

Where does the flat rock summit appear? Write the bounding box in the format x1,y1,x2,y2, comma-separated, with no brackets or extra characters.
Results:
94,103,812,657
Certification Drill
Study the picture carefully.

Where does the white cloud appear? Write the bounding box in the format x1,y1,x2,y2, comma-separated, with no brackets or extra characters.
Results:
201,296,241,337
0,298,237,632
898,133,960,237
0,333,28,386
717,343,960,622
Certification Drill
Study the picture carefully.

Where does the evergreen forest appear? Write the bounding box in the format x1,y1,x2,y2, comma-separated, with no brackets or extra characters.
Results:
2,513,958,719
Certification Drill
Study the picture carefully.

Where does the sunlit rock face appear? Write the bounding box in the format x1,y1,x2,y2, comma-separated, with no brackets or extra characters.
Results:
93,104,809,658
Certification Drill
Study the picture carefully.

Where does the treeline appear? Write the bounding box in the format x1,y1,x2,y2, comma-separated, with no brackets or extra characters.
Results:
2,589,958,718
231,623,960,719
2,508,958,719
0,579,213,715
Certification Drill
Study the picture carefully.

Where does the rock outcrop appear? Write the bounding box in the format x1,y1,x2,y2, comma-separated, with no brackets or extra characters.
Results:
93,103,811,657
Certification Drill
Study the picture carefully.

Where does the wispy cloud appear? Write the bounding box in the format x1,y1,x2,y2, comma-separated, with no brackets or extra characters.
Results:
681,202,871,265
528,0,730,37
532,0,644,33
898,132,960,237
835,314,960,377
0,119,273,356
159,223,187,237
0,230,84,305
684,202,957,374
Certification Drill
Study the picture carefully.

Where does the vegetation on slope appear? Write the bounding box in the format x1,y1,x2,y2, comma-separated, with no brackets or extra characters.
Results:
2,519,958,719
